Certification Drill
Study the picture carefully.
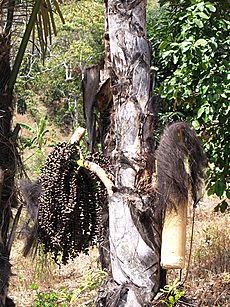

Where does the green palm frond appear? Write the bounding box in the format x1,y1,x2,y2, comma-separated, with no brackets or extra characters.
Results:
6,0,65,91
19,123,36,134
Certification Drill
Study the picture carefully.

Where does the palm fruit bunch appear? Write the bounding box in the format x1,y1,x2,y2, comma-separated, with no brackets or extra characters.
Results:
37,142,111,264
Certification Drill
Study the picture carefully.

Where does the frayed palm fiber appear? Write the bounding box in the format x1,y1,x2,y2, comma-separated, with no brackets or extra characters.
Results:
155,122,207,210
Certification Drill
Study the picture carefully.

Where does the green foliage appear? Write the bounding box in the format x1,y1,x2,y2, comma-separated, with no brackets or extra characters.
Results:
16,0,104,129
19,115,57,175
34,289,65,306
76,268,106,294
33,244,57,279
19,115,49,151
214,200,229,213
31,268,105,306
160,280,184,307
148,1,229,205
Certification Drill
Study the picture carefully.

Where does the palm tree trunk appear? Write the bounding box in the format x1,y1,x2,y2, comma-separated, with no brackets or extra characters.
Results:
0,32,17,307
96,1,162,305
0,32,14,243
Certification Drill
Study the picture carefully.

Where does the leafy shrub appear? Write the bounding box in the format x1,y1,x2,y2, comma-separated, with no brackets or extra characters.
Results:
160,280,184,307
148,1,229,205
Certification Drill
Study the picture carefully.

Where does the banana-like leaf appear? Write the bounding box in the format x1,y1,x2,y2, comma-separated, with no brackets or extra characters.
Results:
37,115,48,138
38,129,49,139
19,123,36,134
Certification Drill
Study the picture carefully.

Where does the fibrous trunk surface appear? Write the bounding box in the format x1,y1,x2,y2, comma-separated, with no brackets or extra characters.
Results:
96,1,161,306
0,32,18,307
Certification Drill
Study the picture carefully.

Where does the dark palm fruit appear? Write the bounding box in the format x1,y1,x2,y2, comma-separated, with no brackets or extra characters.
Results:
37,143,112,264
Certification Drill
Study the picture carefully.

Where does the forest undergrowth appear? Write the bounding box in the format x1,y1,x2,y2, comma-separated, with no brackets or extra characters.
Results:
9,195,229,306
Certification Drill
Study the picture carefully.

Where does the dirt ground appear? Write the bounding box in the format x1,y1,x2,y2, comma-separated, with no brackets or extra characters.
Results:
9,242,101,306
168,196,230,307
8,195,230,306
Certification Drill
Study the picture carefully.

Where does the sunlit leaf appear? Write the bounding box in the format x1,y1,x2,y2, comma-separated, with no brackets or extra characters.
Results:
197,12,209,19
206,3,216,12
192,120,200,129
173,54,178,64
197,106,205,118
194,19,203,28
194,38,207,47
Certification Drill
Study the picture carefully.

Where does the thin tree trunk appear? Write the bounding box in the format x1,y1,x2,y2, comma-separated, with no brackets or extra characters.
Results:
96,1,161,305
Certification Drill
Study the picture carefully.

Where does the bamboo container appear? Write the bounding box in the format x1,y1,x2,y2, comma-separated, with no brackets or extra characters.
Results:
160,200,188,269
